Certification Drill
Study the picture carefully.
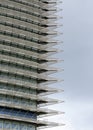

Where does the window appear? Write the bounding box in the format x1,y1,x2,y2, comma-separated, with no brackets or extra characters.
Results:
3,121,10,129
0,120,2,128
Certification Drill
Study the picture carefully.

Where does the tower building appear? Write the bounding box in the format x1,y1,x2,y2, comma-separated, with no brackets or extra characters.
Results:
0,0,63,130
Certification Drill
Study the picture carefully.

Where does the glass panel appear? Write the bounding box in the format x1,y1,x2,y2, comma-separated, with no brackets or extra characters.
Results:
3,121,10,129
0,95,5,101
0,84,4,89
20,124,27,130
0,120,2,128
13,97,19,104
12,122,19,130
0,119,36,130
6,95,12,103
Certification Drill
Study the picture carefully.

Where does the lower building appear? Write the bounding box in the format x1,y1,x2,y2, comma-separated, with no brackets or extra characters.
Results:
0,0,63,129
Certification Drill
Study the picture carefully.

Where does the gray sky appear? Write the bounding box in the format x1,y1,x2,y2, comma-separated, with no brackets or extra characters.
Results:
63,0,93,130
43,0,93,130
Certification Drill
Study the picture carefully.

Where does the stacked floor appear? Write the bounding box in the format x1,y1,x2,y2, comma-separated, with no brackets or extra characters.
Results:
0,0,63,130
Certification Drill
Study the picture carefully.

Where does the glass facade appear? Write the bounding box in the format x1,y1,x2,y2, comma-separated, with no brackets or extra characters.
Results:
0,0,62,129
0,119,36,130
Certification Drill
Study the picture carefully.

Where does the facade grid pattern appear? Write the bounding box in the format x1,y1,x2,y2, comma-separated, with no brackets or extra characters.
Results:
0,0,63,130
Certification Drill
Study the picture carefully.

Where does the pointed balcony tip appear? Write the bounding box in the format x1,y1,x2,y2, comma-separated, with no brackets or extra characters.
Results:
47,59,64,63
46,41,63,44
58,111,65,114
42,121,65,127
47,49,64,53
57,68,64,72
57,79,64,82
40,0,63,3
58,100,65,103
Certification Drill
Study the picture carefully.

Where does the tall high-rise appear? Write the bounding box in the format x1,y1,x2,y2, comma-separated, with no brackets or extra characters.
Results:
0,0,63,130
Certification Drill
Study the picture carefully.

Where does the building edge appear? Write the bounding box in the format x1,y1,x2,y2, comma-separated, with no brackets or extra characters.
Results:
0,0,64,129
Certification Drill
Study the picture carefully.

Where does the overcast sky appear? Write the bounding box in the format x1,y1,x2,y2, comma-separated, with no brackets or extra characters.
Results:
43,0,93,130
63,0,93,130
